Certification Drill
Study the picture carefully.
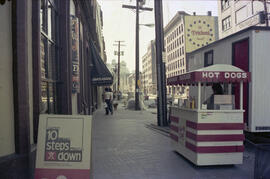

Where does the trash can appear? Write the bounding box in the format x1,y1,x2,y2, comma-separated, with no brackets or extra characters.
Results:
254,144,270,179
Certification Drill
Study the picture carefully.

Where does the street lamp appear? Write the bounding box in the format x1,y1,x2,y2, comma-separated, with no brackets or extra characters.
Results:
139,23,155,28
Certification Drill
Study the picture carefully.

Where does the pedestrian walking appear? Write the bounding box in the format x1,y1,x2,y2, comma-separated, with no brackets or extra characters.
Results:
104,87,113,115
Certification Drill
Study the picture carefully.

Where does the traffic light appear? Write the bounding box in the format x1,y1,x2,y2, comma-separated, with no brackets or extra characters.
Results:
259,11,266,24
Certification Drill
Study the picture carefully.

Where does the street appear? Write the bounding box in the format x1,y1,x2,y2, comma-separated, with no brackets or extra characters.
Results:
91,102,255,179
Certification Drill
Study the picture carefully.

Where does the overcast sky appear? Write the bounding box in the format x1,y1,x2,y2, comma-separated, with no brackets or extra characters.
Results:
97,0,218,72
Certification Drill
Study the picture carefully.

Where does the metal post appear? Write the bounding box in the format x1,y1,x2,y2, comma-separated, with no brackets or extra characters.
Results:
154,0,167,126
135,0,140,110
114,40,125,100
240,81,243,110
198,82,201,110
144,72,146,95
118,41,120,99
264,0,269,27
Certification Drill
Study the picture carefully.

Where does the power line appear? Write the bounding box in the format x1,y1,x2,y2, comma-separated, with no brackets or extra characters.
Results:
113,41,126,100
122,0,153,110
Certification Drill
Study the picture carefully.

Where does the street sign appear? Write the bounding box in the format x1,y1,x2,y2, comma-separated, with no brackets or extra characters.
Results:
137,79,141,87
237,12,261,31
35,114,92,179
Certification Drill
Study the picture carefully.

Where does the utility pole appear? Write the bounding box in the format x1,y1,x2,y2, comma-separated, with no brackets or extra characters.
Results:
144,72,146,96
264,0,269,27
113,41,125,100
122,0,152,110
154,0,167,126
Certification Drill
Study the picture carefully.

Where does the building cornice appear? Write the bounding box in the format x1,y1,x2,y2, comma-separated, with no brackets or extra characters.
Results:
164,11,190,35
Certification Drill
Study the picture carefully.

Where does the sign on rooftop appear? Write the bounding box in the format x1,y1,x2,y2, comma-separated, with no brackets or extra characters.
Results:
184,16,217,53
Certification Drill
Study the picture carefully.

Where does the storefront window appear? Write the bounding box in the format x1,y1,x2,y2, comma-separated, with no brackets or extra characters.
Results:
40,0,59,114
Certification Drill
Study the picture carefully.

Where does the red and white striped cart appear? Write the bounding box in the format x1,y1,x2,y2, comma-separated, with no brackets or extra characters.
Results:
167,64,251,166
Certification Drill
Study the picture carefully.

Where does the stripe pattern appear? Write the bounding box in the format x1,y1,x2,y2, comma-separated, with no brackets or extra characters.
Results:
170,116,179,142
185,120,245,153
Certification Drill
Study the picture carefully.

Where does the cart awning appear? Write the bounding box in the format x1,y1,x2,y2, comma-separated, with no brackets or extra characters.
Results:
167,64,251,85
90,42,113,86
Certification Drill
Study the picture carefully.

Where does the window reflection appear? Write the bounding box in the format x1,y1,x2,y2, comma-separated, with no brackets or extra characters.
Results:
41,36,47,79
40,0,47,32
48,42,56,80
41,82,48,114
48,83,56,113
48,2,56,40
40,0,58,114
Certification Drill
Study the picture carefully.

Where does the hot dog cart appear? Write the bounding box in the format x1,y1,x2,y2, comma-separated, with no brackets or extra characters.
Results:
167,64,251,166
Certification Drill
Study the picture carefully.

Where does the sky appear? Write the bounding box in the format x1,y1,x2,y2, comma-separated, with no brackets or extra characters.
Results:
97,0,218,72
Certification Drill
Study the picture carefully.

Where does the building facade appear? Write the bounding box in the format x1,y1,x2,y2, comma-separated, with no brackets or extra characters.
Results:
128,73,135,94
142,40,157,96
107,60,130,94
95,2,107,108
0,0,111,178
119,61,130,94
218,0,270,39
164,11,218,95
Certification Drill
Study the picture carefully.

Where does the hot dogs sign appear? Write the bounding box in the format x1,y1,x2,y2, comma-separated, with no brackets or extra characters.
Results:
167,71,251,85
199,71,249,80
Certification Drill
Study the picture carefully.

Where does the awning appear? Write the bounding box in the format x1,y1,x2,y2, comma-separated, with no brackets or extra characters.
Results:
90,41,113,86
167,64,251,86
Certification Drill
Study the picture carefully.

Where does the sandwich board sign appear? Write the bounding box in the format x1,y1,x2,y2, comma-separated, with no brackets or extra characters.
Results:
34,114,92,179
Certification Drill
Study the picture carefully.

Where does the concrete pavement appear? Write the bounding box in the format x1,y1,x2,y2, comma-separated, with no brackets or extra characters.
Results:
91,103,255,179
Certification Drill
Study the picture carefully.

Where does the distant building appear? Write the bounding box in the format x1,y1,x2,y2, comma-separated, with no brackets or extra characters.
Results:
107,60,130,93
128,73,136,93
164,11,218,95
218,0,270,39
142,40,157,95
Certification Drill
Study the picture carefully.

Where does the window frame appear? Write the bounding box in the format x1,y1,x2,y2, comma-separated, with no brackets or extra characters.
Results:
221,0,230,11
222,15,232,31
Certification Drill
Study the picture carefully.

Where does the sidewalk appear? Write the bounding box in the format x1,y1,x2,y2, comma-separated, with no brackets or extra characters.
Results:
91,103,255,179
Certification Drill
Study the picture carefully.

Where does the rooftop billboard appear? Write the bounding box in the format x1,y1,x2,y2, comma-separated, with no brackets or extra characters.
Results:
184,16,217,53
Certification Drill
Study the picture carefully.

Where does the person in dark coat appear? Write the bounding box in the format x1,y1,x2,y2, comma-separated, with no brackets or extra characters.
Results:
104,87,113,115
203,83,224,109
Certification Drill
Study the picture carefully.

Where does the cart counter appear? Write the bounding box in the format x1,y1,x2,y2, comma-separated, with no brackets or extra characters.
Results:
170,106,245,166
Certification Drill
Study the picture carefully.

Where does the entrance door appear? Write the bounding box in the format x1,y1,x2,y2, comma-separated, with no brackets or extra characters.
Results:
232,39,249,123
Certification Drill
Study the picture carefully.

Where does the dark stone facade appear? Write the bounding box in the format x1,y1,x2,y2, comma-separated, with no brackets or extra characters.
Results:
0,0,100,178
